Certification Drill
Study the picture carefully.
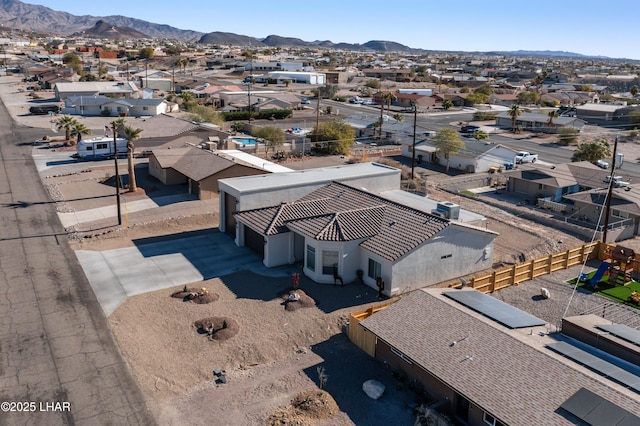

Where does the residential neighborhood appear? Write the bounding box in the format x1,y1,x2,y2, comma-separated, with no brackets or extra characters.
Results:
3,10,640,426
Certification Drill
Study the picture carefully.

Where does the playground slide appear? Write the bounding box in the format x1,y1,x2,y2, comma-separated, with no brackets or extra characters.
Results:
589,261,610,287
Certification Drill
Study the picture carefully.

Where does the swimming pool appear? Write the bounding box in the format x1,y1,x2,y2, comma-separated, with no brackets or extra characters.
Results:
231,137,257,146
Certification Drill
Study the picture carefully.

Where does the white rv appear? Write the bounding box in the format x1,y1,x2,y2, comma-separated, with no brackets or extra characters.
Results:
76,137,128,160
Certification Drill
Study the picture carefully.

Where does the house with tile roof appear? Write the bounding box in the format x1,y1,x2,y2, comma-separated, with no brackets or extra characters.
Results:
232,181,496,295
358,288,640,426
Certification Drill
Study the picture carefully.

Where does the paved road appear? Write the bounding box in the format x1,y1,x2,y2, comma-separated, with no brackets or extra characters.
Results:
0,81,155,424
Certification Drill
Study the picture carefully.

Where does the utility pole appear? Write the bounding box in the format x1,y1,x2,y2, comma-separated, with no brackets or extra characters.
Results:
602,134,619,244
112,121,122,226
411,102,418,180
315,89,321,149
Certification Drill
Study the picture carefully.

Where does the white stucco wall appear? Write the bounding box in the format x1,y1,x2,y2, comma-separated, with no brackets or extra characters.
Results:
476,146,519,172
441,153,476,173
303,239,363,284
390,225,495,294
264,233,291,267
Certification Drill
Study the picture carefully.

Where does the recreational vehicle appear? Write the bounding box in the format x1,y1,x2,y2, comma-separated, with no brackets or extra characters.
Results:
76,137,128,160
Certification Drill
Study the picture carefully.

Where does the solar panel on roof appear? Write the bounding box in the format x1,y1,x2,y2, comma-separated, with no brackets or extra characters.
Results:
597,323,640,347
547,341,640,393
560,388,640,426
443,290,546,329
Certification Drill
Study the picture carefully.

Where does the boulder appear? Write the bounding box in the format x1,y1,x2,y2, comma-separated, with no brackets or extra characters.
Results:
362,379,385,400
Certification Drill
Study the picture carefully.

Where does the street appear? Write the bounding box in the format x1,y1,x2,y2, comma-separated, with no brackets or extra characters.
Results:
0,84,154,424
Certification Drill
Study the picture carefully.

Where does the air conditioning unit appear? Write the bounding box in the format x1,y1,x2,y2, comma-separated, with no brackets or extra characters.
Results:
436,202,460,220
430,209,446,219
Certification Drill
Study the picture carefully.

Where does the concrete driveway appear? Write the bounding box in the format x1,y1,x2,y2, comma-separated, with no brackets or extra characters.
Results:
76,231,289,316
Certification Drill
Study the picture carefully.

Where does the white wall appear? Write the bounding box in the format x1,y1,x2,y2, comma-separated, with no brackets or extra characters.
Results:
391,225,495,294
265,233,290,267
303,239,363,284
476,146,519,172
444,153,476,173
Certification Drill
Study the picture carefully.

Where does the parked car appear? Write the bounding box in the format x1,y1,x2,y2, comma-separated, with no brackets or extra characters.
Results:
514,151,538,164
301,98,310,105
596,160,610,169
361,99,377,106
460,125,480,134
29,104,60,115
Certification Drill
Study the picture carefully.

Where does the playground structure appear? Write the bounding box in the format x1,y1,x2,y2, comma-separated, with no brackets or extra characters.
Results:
589,245,636,287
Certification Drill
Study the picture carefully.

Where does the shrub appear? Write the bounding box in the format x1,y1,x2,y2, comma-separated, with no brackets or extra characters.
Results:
473,111,498,121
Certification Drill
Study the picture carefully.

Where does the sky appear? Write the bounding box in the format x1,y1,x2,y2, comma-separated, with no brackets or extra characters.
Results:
21,0,640,60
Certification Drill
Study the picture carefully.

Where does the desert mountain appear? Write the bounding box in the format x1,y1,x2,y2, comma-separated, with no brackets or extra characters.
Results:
73,20,148,40
197,32,264,47
0,0,201,40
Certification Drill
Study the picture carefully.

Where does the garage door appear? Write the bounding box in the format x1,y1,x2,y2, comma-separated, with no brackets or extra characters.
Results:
225,192,237,237
244,226,264,258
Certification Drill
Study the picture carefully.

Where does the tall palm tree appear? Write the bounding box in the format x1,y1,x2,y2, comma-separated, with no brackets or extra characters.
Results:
56,115,79,142
547,110,559,129
507,104,522,133
378,92,397,139
533,70,548,106
112,117,127,138
124,126,143,192
70,122,92,145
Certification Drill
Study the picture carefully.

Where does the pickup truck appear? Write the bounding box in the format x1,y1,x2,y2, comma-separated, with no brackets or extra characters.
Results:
514,151,538,164
604,175,630,188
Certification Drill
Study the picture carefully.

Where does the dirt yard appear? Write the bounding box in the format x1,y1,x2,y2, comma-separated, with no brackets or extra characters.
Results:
59,156,593,425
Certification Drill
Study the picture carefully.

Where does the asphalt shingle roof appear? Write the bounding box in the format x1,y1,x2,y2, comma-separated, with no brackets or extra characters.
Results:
360,289,640,426
233,182,449,261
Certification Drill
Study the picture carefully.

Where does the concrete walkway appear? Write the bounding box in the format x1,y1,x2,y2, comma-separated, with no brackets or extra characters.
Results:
77,231,289,316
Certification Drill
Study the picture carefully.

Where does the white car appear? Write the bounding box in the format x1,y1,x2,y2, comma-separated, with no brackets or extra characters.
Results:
596,160,609,169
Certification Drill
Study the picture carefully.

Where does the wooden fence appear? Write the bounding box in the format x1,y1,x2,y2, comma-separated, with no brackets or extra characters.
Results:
444,241,601,293
348,300,398,357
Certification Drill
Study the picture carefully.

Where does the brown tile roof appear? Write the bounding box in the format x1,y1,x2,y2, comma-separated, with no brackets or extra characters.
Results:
234,182,449,261
360,289,640,425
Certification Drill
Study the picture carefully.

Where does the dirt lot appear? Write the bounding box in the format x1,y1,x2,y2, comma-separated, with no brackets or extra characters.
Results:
50,157,594,425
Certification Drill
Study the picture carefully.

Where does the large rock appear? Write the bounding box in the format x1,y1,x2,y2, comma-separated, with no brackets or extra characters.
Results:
362,379,385,400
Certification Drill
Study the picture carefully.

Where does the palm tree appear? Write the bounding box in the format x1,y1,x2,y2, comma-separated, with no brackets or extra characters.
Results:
70,122,92,145
112,117,127,138
179,57,189,75
56,115,79,142
507,104,522,133
378,91,396,139
547,110,559,129
124,126,143,192
533,70,548,106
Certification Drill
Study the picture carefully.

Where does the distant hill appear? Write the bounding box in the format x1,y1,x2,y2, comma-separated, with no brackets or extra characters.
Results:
73,20,148,40
0,0,201,40
198,31,263,46
262,35,309,48
0,0,615,59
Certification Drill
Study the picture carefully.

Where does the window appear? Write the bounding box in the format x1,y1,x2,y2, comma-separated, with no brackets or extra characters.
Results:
322,250,339,275
440,254,452,259
143,107,149,111
306,245,315,272
97,143,108,150
483,412,505,426
368,258,381,280
86,146,93,151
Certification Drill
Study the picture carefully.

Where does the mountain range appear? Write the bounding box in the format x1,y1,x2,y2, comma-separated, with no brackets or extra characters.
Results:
0,0,600,57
